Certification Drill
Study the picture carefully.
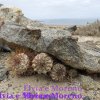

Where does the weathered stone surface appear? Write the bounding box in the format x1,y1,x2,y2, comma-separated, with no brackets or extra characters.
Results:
79,42,100,73
0,21,71,52
47,37,83,69
41,29,71,45
0,21,100,73
0,21,41,50
47,36,100,73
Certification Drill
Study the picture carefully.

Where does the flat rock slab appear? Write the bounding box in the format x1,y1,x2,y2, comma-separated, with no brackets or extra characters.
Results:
0,21,41,49
0,21,71,52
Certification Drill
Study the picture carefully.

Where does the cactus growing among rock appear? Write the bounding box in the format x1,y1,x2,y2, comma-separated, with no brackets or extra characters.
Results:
5,53,30,75
32,53,53,74
50,63,66,81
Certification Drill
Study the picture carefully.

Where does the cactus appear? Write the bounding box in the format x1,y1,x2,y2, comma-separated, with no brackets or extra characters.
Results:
32,53,53,74
50,63,66,81
5,53,29,75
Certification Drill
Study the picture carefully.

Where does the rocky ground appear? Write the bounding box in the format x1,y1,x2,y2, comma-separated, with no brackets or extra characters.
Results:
0,5,100,100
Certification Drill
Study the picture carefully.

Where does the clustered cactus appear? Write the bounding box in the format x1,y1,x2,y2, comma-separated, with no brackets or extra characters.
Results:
5,51,78,81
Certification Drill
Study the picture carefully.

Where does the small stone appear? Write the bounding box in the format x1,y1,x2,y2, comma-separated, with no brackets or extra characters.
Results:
68,25,77,32
0,74,6,81
0,68,7,81
0,45,11,52
80,75,96,90
68,69,78,78
83,96,91,100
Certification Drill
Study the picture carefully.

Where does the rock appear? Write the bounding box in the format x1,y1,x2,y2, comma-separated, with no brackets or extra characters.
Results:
0,38,11,52
0,53,9,81
68,69,78,78
80,75,97,90
0,67,7,81
0,7,44,28
0,21,41,50
0,45,11,52
79,42,100,73
67,25,77,32
0,21,71,53
83,96,91,100
47,37,83,70
48,38,100,73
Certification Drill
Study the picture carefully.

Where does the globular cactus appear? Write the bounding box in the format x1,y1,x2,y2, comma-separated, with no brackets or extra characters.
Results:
50,63,66,81
5,53,30,75
32,53,53,74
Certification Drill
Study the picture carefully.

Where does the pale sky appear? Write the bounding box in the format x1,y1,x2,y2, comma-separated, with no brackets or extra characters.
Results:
0,0,100,19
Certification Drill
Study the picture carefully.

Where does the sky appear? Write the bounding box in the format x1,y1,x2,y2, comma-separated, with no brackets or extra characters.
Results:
0,0,100,19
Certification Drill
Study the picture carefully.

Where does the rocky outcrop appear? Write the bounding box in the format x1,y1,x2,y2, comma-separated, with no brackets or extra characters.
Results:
0,21,71,52
0,6,44,29
0,6,100,73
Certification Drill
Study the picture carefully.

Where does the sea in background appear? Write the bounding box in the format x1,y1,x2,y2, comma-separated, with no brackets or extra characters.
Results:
40,18,99,25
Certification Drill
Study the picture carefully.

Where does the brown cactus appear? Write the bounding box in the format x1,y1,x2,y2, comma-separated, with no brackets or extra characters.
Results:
5,53,30,75
50,63,66,81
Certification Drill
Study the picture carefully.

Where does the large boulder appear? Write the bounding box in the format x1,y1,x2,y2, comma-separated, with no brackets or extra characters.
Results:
47,37,100,73
47,37,83,69
0,21,41,50
0,21,71,52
